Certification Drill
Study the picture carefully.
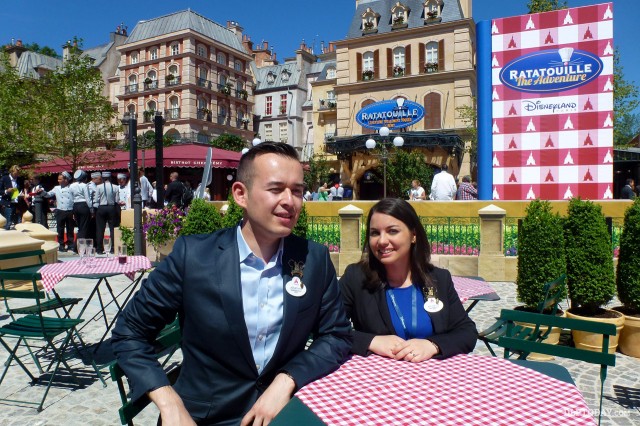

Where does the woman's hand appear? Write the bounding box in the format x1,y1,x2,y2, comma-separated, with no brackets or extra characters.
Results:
368,335,407,358
391,339,440,362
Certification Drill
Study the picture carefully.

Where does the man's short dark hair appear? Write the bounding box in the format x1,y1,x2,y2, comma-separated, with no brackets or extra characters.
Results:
627,178,635,186
462,175,471,183
441,164,448,171
237,142,300,188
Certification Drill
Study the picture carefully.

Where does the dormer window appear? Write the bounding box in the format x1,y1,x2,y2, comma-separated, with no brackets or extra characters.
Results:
326,66,336,79
362,8,379,32
197,44,206,57
391,3,409,26
424,0,441,20
130,51,138,64
281,70,290,82
266,72,276,84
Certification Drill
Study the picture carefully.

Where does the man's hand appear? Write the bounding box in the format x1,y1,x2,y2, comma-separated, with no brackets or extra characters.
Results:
148,386,196,425
368,335,407,358
241,373,295,426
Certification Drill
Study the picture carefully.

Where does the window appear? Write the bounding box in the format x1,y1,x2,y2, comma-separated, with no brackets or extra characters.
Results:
150,48,158,60
280,94,287,115
199,67,208,85
127,74,138,93
146,70,157,89
392,4,407,24
147,101,156,112
219,74,228,87
168,65,178,76
327,90,336,101
425,0,439,19
363,51,374,71
130,51,138,64
218,105,227,120
265,96,273,116
217,53,226,66
326,67,336,79
279,122,288,143
197,45,206,57
362,8,378,31
234,60,243,72
264,124,273,141
168,96,180,119
170,43,179,56
424,92,441,129
426,41,438,63
127,104,136,116
266,72,275,84
281,70,290,82
393,47,405,67
198,98,207,110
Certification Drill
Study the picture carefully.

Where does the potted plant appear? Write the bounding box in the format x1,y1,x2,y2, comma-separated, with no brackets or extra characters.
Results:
614,197,640,357
166,74,175,82
143,109,155,121
392,16,405,26
393,65,404,77
362,69,374,81
515,199,567,359
220,84,232,95
426,10,438,19
564,197,624,353
180,198,222,236
143,206,186,261
327,100,337,109
363,21,375,30
425,62,438,73
237,89,248,100
279,105,287,115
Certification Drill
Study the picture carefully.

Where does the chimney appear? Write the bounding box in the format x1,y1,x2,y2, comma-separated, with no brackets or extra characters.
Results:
226,20,244,42
62,40,72,61
242,34,253,53
5,39,26,67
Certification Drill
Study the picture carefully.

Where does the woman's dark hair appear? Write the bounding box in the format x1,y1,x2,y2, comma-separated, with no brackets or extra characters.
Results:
360,198,434,293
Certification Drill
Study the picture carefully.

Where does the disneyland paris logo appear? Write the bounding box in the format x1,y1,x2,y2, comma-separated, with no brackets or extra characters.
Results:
522,99,577,113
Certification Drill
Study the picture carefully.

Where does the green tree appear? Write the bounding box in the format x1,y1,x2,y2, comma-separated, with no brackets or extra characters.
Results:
613,50,640,147
375,149,434,198
41,41,117,170
304,153,332,192
180,198,223,236
221,191,245,228
616,198,640,313
24,42,60,59
455,97,477,168
527,0,567,13
211,133,246,152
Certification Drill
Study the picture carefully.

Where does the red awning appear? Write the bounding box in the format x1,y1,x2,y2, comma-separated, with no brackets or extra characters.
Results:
29,144,241,173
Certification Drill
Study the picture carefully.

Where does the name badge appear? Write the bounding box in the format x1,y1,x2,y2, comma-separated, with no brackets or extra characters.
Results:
424,297,443,313
285,276,306,297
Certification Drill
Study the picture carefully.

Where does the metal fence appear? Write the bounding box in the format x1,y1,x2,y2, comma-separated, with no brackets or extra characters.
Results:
307,216,340,252
420,217,481,255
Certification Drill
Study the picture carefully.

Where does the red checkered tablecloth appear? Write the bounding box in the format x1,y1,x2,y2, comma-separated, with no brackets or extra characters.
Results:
452,276,497,303
38,256,152,292
296,354,595,425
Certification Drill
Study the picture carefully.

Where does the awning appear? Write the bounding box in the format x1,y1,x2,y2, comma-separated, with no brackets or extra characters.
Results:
29,143,241,173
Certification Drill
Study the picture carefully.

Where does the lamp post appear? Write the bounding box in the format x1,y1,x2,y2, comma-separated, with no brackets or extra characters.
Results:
121,112,143,255
365,126,404,198
154,112,165,207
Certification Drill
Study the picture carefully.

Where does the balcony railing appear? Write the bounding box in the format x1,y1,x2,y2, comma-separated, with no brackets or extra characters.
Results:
319,99,337,110
197,110,212,121
144,80,159,90
217,115,227,125
235,89,249,100
197,78,212,89
324,132,337,141
124,84,138,94
166,76,181,86
165,108,181,120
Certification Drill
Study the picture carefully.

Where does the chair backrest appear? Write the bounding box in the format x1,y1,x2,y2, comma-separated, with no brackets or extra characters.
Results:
536,274,566,315
0,270,44,300
0,249,46,270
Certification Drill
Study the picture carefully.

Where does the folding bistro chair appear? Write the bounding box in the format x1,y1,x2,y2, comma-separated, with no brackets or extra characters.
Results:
0,271,105,411
478,274,566,357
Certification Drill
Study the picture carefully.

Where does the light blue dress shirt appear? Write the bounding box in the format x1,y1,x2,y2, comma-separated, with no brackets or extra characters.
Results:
236,226,285,374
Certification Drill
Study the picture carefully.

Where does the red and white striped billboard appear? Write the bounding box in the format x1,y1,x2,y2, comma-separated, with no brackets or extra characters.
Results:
491,3,614,200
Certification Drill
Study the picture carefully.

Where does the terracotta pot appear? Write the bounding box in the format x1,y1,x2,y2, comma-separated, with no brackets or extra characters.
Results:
515,309,565,361
612,307,640,358
566,309,625,354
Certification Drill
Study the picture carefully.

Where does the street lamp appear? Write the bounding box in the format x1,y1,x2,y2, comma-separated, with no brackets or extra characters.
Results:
121,112,143,255
252,136,262,146
365,126,404,198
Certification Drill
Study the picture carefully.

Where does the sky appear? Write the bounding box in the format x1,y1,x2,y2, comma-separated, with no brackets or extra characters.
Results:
1,0,637,109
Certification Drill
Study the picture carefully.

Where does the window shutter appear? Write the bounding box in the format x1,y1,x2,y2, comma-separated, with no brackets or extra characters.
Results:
373,50,380,79
424,92,442,129
357,52,362,81
405,44,412,75
438,39,445,71
361,100,375,134
387,48,393,78
419,43,425,74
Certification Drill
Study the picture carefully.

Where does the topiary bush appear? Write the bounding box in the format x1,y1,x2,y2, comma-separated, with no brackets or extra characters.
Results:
292,202,308,239
180,198,223,236
616,197,640,313
564,197,615,315
221,191,245,229
516,199,566,310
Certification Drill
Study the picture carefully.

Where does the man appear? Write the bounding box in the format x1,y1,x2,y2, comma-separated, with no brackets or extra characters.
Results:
40,172,75,252
409,179,426,200
112,142,352,425
456,175,478,200
164,171,184,207
69,170,93,249
87,171,101,244
117,173,130,210
1,165,23,229
621,178,636,200
430,164,457,200
94,171,119,254
138,167,153,208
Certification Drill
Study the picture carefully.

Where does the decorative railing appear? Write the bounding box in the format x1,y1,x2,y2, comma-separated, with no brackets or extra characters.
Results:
420,217,481,255
164,108,181,120
307,216,340,252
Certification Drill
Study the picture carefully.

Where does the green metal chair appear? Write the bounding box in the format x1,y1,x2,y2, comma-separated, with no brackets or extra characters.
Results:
478,274,566,357
0,272,105,411
109,317,182,425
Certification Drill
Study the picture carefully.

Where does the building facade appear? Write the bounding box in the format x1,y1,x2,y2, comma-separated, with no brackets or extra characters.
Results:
313,0,476,198
115,10,255,144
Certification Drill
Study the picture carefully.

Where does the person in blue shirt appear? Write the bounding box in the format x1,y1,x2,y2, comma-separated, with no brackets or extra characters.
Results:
339,198,477,361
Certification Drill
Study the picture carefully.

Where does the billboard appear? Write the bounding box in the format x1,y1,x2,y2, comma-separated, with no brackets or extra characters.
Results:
355,99,425,130
490,3,614,200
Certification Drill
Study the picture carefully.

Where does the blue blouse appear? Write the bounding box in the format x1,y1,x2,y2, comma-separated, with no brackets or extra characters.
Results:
386,285,434,339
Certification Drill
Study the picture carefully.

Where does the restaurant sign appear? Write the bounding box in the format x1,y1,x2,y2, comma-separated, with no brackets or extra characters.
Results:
356,99,425,130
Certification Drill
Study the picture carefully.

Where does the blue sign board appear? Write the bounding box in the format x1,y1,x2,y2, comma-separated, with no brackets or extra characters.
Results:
355,99,425,130
499,48,603,93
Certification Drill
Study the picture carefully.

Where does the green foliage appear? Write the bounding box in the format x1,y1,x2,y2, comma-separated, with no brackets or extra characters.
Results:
564,198,615,314
613,49,640,147
221,191,245,229
304,153,332,192
143,207,186,250
516,200,566,309
455,97,477,166
378,149,434,198
211,133,246,152
180,198,223,236
616,198,640,312
119,226,135,255
527,0,567,13
23,42,60,58
292,203,308,239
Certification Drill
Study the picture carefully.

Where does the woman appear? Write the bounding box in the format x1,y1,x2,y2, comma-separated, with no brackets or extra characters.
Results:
317,183,329,201
339,198,477,361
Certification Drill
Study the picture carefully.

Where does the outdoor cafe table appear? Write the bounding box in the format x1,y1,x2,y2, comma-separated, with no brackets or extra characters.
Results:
273,353,596,425
452,276,500,313
38,255,152,349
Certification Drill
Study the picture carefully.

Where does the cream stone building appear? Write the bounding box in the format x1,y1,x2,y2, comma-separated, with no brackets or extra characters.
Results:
312,0,475,199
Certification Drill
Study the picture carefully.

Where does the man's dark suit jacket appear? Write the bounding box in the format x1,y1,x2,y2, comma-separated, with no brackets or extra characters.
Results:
164,179,184,206
621,185,636,200
339,263,477,359
0,174,22,206
111,227,352,424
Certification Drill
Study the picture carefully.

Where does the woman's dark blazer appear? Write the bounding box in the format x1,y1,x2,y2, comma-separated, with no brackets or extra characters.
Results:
339,263,477,359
